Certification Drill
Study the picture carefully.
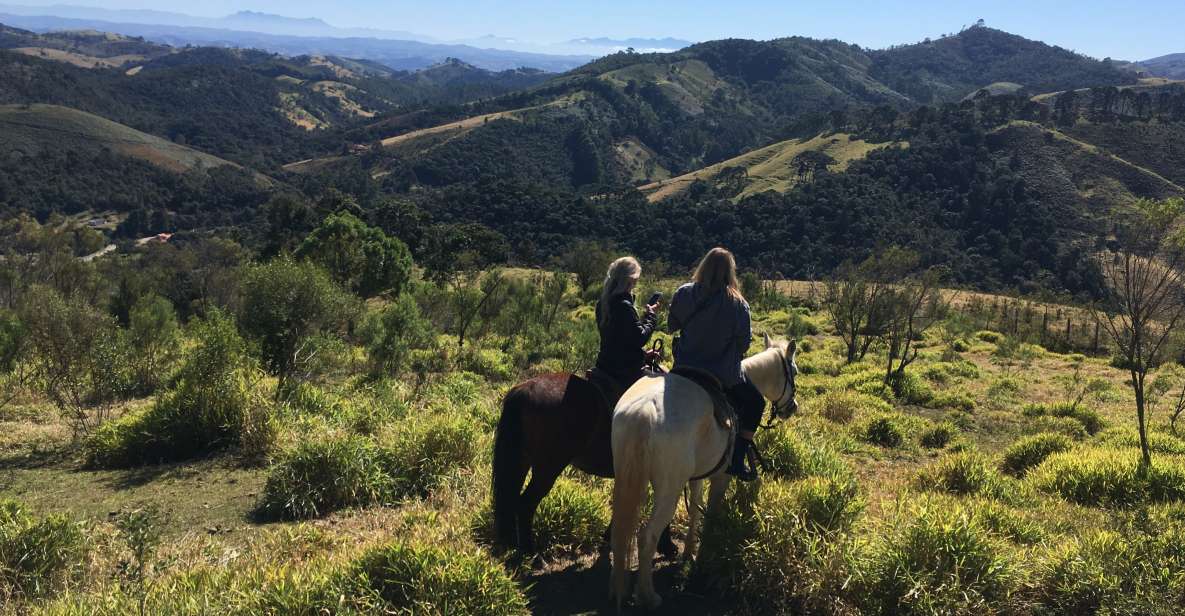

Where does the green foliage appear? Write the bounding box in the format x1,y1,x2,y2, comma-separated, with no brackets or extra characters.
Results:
919,421,958,449
0,309,23,373
1028,448,1185,507
1023,401,1105,435
350,542,529,615
857,414,905,448
382,414,481,497
975,330,1004,344
239,257,356,386
0,499,86,600
756,426,851,482
928,390,977,412
295,212,413,298
361,294,436,376
915,452,1014,499
921,360,980,384
525,478,609,554
892,371,934,406
1001,433,1073,477
126,294,180,394
258,434,394,520
815,389,891,424
861,501,1015,614
85,310,268,467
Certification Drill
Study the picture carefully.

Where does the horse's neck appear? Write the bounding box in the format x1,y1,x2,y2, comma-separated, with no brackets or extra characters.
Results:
742,349,782,401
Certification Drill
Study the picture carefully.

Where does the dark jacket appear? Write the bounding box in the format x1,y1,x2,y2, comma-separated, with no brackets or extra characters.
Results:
668,282,752,387
595,292,658,384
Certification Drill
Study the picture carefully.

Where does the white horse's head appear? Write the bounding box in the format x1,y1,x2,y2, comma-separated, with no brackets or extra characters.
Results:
753,333,799,419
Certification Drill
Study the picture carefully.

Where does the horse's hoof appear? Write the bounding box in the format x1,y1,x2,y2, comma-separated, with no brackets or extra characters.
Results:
638,591,663,610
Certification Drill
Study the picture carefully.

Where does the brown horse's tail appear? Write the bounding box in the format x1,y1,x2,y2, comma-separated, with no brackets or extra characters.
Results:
493,386,528,549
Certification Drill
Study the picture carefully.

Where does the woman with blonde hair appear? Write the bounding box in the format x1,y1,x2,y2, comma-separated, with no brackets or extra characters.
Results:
668,247,763,481
594,256,660,387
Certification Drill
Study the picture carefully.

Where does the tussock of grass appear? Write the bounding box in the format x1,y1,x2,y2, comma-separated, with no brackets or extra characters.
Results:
0,500,86,601
928,390,976,412
1001,433,1073,477
919,421,958,449
814,390,891,424
1023,402,1105,435
860,500,1016,614
1028,448,1185,507
915,452,1015,500
756,426,851,481
1095,428,1185,455
855,414,906,448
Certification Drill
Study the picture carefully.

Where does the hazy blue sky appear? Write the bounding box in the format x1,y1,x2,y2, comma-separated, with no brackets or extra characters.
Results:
14,0,1185,60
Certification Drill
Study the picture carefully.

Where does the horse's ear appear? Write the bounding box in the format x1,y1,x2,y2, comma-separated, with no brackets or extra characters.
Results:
763,332,773,349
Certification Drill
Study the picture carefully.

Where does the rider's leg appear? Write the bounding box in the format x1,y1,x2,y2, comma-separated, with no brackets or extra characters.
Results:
725,379,765,481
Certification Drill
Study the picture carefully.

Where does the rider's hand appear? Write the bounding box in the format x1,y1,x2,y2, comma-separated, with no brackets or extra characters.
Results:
644,348,661,362
645,302,659,315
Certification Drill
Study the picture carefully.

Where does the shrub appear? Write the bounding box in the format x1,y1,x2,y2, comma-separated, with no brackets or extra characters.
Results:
0,499,86,599
361,294,436,377
985,376,1023,408
919,422,958,449
258,434,394,520
815,390,891,424
1035,522,1185,614
526,478,609,554
921,361,979,384
975,330,1004,344
756,427,851,481
1023,402,1105,435
295,211,414,298
382,414,481,497
892,371,934,406
785,312,820,338
915,452,1013,499
85,311,268,467
797,352,843,377
350,542,529,615
1001,433,1073,477
857,414,905,448
1096,428,1185,455
125,294,180,394
929,390,977,412
695,480,861,614
862,502,1015,614
1028,448,1185,507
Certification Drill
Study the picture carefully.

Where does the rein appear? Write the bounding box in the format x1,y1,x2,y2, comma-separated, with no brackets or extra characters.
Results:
761,349,796,429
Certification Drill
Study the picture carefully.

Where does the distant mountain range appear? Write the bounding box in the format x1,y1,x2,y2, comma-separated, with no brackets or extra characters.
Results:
0,4,694,71
1139,53,1185,79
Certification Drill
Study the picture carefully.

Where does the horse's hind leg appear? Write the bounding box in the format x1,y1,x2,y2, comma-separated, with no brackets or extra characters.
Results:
518,462,564,554
636,479,680,610
683,479,704,562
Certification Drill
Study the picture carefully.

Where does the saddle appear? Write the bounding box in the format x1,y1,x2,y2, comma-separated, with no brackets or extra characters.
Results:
669,366,736,431
585,367,628,413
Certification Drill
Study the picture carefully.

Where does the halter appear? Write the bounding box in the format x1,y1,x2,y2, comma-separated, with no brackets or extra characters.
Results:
763,348,798,428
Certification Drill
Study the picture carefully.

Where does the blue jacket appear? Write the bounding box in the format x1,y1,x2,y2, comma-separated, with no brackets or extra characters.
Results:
668,282,752,387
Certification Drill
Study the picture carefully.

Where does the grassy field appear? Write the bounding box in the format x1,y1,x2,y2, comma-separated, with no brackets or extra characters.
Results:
2,275,1184,614
0,104,240,174
639,134,900,202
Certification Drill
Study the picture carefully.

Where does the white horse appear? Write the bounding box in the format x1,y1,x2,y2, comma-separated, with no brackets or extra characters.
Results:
609,334,799,610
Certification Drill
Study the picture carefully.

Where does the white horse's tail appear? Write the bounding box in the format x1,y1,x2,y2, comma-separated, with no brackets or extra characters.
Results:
610,409,651,610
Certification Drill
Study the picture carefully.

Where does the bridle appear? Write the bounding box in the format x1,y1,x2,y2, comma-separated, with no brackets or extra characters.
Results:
764,347,798,428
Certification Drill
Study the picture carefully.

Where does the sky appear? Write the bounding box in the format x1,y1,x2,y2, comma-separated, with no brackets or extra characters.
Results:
10,0,1185,60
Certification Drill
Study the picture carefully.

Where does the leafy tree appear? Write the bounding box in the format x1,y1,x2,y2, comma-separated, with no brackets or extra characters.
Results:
362,294,436,376
420,223,510,285
824,253,899,363
561,240,615,293
1094,197,1185,466
295,212,413,298
881,260,947,391
127,294,181,394
239,258,357,393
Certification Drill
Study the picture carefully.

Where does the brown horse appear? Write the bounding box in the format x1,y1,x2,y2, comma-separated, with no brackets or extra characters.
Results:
492,372,674,554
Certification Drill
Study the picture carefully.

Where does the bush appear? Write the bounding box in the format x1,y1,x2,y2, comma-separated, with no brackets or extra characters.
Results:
921,361,979,384
928,390,977,412
126,294,180,394
892,371,935,406
920,422,958,449
862,502,1015,614
525,478,609,554
1034,514,1185,613
915,452,1013,499
350,542,529,615
1023,402,1105,435
258,434,394,520
85,310,269,467
857,414,905,448
361,294,436,376
815,390,891,424
295,211,414,298
695,479,861,614
1028,448,1185,507
382,414,481,497
1096,428,1185,455
0,499,86,599
756,427,851,481
975,330,1004,343
1001,433,1073,477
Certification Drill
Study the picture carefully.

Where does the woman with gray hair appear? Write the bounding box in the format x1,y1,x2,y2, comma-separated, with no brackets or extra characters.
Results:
594,256,660,387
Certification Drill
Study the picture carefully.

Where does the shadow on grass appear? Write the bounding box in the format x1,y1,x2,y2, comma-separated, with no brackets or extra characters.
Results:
524,552,727,616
